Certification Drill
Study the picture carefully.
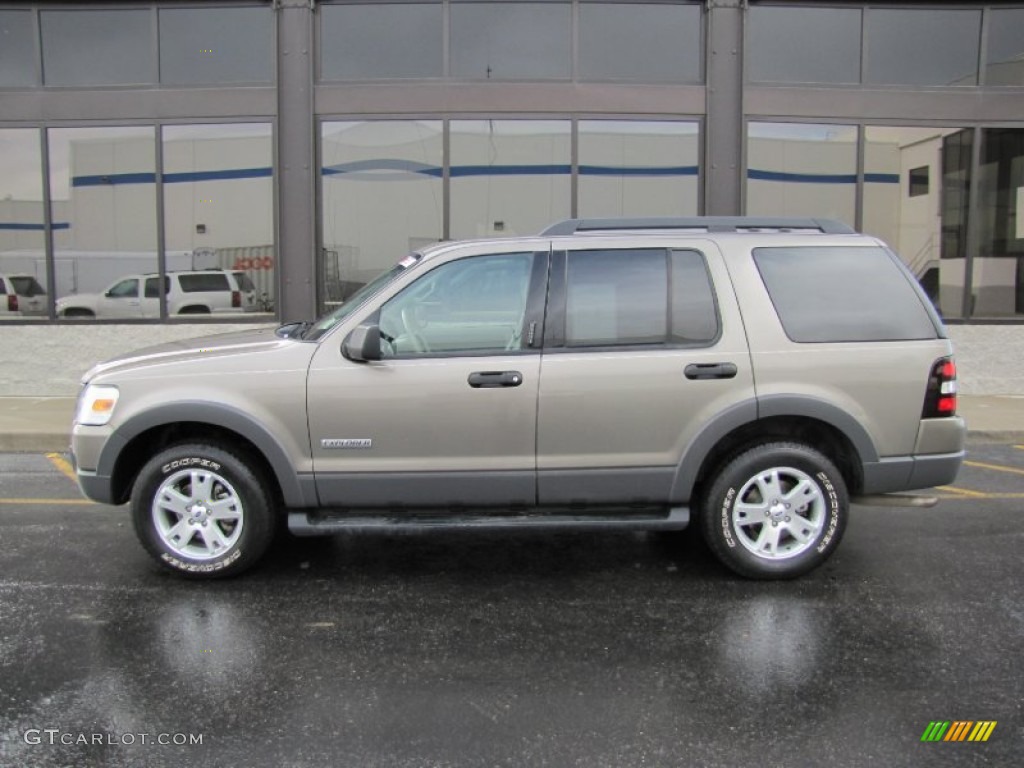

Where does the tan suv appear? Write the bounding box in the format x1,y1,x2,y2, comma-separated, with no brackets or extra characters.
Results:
70,218,965,580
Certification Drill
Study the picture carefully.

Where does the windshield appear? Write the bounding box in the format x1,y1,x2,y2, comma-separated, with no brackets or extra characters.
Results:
303,255,420,341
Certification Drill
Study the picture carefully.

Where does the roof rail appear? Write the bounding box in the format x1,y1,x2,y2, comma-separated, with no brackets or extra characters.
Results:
540,217,857,236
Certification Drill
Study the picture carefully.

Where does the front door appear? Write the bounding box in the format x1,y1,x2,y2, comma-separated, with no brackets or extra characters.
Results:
307,250,548,509
96,277,143,318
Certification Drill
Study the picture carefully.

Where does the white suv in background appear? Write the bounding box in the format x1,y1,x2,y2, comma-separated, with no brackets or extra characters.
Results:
57,271,254,318
0,273,47,317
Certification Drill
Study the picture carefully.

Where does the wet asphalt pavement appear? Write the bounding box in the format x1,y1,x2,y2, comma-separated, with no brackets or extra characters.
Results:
0,445,1021,768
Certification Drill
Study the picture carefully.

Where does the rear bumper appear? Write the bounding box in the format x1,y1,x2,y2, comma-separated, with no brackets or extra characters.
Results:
862,450,965,494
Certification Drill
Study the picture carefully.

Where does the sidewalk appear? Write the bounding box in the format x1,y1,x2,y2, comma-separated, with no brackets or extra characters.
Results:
1,395,1022,454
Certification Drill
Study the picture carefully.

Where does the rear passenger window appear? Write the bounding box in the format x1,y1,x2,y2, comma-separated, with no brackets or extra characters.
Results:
753,246,938,342
178,273,230,293
144,277,169,298
564,249,718,347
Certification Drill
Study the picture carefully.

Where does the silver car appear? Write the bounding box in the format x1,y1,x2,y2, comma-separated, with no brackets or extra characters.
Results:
70,218,965,580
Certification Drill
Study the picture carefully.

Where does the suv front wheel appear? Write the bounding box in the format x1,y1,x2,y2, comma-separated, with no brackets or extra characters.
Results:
131,443,276,578
701,442,848,579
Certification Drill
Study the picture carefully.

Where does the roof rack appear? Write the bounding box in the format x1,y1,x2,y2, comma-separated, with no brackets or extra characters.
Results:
540,217,857,236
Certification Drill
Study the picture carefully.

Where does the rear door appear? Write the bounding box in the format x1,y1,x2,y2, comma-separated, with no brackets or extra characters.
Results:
536,239,755,505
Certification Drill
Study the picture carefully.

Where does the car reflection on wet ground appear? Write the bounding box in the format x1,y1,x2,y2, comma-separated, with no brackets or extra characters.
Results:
0,444,1021,767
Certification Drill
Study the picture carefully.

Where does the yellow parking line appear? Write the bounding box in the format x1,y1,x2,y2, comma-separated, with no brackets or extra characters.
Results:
46,452,78,484
963,459,1024,477
937,485,988,498
0,498,96,505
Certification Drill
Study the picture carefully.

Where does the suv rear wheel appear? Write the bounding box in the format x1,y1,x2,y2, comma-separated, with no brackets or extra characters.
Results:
130,443,276,578
701,442,847,579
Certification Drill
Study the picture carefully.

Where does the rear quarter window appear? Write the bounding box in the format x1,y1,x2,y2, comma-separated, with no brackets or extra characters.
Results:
753,246,939,342
178,273,230,293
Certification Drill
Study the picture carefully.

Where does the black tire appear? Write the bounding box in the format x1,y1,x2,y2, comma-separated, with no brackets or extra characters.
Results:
62,308,95,318
130,443,276,579
177,305,211,315
700,442,848,580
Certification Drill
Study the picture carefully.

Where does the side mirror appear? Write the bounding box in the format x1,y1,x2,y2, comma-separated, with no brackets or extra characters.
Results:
342,323,382,363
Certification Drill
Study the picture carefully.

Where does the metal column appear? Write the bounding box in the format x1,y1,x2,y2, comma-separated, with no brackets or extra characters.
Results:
276,0,316,319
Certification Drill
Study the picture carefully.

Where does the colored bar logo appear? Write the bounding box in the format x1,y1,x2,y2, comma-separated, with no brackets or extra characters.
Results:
921,721,997,742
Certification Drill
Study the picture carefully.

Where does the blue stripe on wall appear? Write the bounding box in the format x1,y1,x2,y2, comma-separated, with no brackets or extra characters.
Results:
749,169,900,185
71,167,273,187
68,164,900,186
0,222,70,231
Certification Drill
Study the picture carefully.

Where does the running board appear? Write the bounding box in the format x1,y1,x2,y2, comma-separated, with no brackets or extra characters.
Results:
288,507,690,536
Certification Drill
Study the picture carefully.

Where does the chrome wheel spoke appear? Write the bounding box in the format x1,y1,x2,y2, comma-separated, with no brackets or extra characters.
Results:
208,498,241,522
197,524,229,554
787,514,821,544
784,478,816,505
734,501,767,526
754,523,781,555
755,470,784,503
165,519,194,546
191,471,215,502
158,487,192,518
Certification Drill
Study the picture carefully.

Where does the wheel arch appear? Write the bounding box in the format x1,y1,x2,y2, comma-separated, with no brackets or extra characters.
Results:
672,397,878,503
98,403,315,508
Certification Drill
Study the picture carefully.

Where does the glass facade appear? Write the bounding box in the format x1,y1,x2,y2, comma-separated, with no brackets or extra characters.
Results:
0,1,1021,323
320,121,444,312
987,9,1024,86
320,2,443,80
450,120,571,238
577,121,699,217
0,129,46,320
0,11,36,87
578,2,702,83
158,7,273,85
746,123,857,225
47,127,158,317
450,2,571,80
41,10,155,87
163,124,275,315
975,129,1024,318
747,6,860,85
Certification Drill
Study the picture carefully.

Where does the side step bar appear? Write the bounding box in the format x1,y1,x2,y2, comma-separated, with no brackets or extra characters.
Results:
288,507,690,537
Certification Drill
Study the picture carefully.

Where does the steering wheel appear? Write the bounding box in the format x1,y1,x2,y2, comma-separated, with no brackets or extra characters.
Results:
400,306,429,354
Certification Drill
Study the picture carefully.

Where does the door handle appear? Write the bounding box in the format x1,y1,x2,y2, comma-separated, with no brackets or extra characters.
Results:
468,371,523,388
685,362,738,380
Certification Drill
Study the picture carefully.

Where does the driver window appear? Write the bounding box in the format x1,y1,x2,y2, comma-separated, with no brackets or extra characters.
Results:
107,279,139,298
378,252,535,357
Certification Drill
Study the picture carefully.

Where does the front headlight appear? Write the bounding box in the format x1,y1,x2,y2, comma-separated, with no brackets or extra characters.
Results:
75,384,120,426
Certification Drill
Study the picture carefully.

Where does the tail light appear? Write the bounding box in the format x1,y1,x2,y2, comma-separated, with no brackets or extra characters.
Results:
232,290,241,308
922,357,957,418
6,294,17,312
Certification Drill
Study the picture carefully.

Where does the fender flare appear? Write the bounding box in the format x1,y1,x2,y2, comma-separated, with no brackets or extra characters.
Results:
98,401,315,507
670,395,878,502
